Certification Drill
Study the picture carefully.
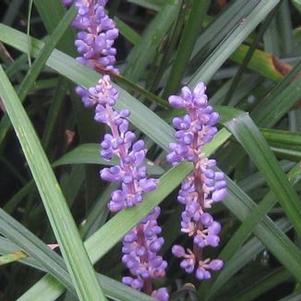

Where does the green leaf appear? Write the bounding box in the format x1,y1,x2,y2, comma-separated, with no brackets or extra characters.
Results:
0,237,43,270
0,24,174,150
224,9,277,104
277,1,294,56
0,250,27,266
232,269,291,301
124,0,181,81
292,0,301,14
114,17,141,46
278,291,301,301
53,143,164,176
112,73,169,109
0,6,77,146
230,45,284,81
20,273,156,301
0,209,75,294
210,75,260,106
190,0,257,65
79,184,116,239
237,160,295,193
2,0,23,26
127,0,164,11
188,0,281,85
262,128,301,151
252,59,301,127
42,77,69,150
3,181,34,214
262,128,301,161
224,177,301,282
0,219,154,301
225,112,301,236
33,0,76,54
18,129,231,301
26,0,34,67
202,160,301,299
263,15,281,55
0,66,106,301
270,146,301,161
163,0,209,96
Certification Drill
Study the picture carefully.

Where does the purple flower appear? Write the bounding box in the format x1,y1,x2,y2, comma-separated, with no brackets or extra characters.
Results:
85,76,168,299
61,0,74,6
168,82,226,280
152,288,169,301
122,207,168,301
62,0,119,107
62,1,168,297
72,0,118,74
85,75,158,212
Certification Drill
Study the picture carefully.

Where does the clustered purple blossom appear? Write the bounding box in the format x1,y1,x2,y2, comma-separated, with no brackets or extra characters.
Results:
85,75,158,212
62,1,168,299
64,0,119,107
122,207,169,301
167,83,226,280
88,75,168,300
68,0,118,73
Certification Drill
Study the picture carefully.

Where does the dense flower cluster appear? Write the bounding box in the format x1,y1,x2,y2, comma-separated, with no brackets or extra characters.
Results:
62,1,168,299
86,76,168,299
167,82,226,280
122,207,169,301
86,75,158,211
73,0,118,73
66,0,118,73
63,0,119,107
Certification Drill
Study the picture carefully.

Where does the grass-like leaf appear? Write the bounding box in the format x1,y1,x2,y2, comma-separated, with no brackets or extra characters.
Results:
225,113,301,236
0,66,106,301
232,269,291,301
231,45,284,81
188,0,281,85
0,24,175,150
53,143,164,176
163,0,209,96
0,214,155,301
0,209,75,294
201,161,301,299
18,129,231,301
124,0,181,81
0,6,76,145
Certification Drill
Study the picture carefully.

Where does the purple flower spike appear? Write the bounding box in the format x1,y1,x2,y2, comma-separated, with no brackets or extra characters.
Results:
167,82,226,281
72,0,118,74
86,75,167,298
85,76,158,212
62,0,119,107
122,207,169,300
62,1,168,297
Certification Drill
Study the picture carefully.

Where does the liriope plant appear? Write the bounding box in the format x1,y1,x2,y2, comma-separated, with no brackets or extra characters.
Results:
1,0,301,301
61,1,226,299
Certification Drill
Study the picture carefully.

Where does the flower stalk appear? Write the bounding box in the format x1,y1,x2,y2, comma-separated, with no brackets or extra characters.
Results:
167,83,226,280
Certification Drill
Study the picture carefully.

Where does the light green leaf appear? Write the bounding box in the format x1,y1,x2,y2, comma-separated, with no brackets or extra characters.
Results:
188,0,281,85
0,66,106,301
225,113,301,236
53,143,165,176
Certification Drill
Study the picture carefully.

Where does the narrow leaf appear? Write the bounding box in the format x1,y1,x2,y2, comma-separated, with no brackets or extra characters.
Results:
0,66,106,301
